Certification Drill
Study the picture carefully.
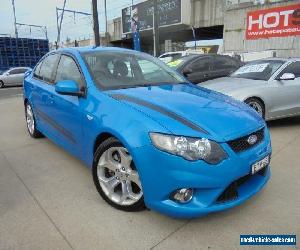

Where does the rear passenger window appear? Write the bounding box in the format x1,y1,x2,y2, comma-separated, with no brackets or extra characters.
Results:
8,69,20,75
55,55,83,86
39,54,60,83
34,61,43,79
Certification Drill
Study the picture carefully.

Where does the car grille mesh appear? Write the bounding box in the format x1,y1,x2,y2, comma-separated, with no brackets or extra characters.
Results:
227,128,264,153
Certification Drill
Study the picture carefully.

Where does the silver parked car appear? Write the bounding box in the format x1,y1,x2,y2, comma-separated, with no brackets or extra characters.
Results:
0,67,31,88
202,58,300,120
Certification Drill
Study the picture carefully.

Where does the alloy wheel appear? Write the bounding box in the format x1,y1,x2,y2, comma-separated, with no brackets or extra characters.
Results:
26,104,35,135
96,146,143,206
247,101,263,117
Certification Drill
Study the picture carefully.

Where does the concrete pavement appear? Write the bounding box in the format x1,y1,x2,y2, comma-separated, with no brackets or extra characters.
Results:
0,87,22,100
0,97,299,249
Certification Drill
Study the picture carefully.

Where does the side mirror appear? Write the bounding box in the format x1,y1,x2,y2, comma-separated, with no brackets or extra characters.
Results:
182,68,193,77
4,72,10,76
55,80,83,97
279,73,295,81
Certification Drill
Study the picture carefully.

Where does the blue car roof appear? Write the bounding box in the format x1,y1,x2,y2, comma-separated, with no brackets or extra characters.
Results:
57,46,134,54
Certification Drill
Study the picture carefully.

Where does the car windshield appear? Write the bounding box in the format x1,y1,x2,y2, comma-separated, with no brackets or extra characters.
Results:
231,60,285,81
82,50,186,89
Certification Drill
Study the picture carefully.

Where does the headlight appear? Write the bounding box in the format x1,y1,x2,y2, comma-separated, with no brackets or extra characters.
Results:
150,133,227,164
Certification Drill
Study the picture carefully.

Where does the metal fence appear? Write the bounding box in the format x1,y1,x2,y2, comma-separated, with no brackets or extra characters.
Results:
0,37,49,71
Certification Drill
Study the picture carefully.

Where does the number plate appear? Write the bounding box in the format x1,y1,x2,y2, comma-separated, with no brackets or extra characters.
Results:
251,155,270,175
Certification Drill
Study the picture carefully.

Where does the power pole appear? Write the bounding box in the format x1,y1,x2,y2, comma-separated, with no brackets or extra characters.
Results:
11,0,18,38
104,0,107,33
92,0,100,46
56,0,67,46
153,0,160,57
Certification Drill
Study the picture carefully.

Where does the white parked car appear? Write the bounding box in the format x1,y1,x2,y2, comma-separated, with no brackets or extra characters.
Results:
0,67,31,88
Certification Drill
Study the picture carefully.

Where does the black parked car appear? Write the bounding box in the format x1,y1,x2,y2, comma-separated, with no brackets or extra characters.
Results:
167,54,243,83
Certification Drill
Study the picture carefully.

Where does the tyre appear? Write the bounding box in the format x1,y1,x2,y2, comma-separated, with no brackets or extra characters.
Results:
25,102,43,138
245,98,265,119
0,81,4,88
93,137,145,212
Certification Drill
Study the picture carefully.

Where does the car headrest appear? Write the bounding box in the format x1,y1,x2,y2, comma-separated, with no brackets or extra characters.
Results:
113,60,128,77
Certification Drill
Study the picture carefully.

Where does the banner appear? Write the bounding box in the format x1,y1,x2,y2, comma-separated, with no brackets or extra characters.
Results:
122,0,181,34
246,4,300,40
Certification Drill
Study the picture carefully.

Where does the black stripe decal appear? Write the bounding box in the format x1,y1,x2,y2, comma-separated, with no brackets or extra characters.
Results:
110,94,208,134
36,109,76,144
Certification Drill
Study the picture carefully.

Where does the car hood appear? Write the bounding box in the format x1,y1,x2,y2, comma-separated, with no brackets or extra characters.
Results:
106,83,265,142
201,77,266,96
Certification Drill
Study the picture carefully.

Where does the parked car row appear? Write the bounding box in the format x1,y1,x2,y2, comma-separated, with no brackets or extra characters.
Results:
161,52,300,121
0,67,31,88
167,54,243,83
202,58,300,120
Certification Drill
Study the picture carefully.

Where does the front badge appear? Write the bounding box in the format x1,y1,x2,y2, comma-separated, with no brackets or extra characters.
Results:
247,134,258,145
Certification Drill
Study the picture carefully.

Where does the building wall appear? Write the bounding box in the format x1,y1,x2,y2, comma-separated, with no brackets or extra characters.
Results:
192,0,224,27
108,0,225,42
223,0,300,57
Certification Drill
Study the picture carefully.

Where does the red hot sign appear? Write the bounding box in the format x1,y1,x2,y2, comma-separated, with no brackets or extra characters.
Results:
246,4,300,40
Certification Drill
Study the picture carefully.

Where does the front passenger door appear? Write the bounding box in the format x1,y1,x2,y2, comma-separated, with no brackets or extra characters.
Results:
274,61,300,116
49,54,86,157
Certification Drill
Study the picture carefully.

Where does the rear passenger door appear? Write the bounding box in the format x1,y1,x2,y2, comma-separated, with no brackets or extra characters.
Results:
30,53,60,139
14,68,28,84
184,57,213,83
5,68,20,85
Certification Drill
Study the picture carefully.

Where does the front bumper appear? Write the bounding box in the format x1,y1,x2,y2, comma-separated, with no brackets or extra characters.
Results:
131,128,272,218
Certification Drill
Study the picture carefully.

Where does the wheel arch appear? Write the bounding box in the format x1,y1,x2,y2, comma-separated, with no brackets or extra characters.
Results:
93,132,115,155
244,96,266,109
24,98,28,106
92,130,137,157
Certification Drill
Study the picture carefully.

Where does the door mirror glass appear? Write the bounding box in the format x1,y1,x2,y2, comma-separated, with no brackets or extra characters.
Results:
279,73,295,81
182,67,193,77
55,80,82,96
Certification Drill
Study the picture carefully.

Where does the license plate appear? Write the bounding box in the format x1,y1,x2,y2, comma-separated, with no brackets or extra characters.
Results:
251,155,270,175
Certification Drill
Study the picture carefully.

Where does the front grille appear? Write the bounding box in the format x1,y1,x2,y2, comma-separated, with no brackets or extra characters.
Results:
216,167,267,204
228,128,264,153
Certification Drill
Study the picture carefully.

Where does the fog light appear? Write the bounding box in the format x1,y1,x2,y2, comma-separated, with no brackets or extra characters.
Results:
172,188,193,203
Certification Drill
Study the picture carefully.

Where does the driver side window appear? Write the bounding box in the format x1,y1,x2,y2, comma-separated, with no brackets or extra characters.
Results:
280,62,300,79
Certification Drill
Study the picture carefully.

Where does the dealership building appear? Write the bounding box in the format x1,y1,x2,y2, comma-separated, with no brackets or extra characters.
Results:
106,0,300,58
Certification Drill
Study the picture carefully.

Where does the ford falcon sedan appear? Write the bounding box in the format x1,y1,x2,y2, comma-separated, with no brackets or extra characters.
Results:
23,47,271,218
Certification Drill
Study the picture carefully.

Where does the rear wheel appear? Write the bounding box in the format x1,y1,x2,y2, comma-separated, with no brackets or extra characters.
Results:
93,137,145,212
245,98,265,119
0,81,4,88
25,102,43,138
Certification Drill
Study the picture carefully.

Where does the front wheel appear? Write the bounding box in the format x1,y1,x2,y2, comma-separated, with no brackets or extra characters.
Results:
245,98,265,119
93,137,145,212
25,103,43,138
0,81,4,88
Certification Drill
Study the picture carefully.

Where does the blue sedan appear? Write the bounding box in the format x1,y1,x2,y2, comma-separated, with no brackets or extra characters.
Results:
23,47,271,218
